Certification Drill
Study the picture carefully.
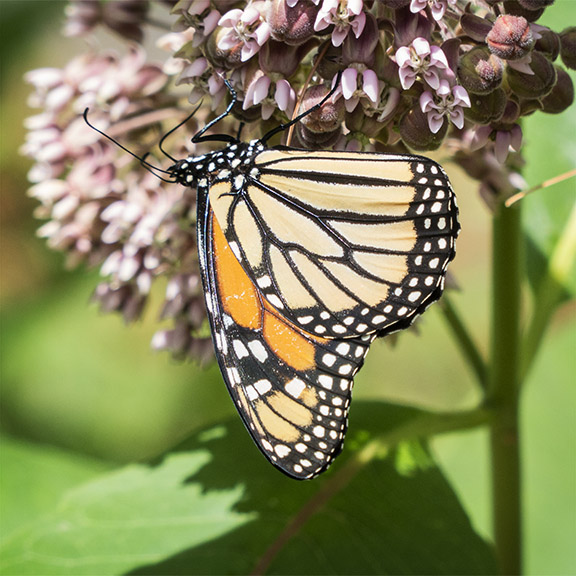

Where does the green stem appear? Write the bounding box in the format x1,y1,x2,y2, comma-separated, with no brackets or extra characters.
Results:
440,295,488,389
489,203,523,575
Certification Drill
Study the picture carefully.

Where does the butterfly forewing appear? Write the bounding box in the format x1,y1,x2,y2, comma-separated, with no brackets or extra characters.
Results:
209,148,458,341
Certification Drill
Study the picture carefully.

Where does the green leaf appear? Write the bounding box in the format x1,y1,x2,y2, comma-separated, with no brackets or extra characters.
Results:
0,436,110,538
1,402,494,575
0,450,253,576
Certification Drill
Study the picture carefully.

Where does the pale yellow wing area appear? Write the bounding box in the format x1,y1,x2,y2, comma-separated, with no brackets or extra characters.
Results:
208,148,459,339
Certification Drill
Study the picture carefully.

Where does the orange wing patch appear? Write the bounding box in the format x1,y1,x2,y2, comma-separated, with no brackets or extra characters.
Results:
208,209,371,479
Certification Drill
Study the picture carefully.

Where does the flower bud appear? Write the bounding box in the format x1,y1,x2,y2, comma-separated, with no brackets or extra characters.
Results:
507,50,557,98
460,14,494,43
540,65,574,113
535,29,561,61
560,27,576,70
259,40,302,76
342,12,379,67
381,0,411,8
503,0,545,22
487,15,534,60
398,106,447,151
205,27,243,68
516,0,555,10
345,105,384,137
293,123,342,149
464,88,507,124
267,0,319,46
458,47,504,94
297,84,346,134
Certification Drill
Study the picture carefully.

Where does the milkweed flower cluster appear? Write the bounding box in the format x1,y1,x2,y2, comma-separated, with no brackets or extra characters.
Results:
22,0,575,361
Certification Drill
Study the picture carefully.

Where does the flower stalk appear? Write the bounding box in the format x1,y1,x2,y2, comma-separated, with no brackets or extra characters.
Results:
489,201,523,575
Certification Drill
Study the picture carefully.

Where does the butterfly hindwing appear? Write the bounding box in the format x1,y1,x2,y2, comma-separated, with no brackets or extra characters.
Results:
208,148,458,341
199,193,373,479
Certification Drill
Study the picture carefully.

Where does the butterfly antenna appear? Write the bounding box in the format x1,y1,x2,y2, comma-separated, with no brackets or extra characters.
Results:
260,69,343,146
191,76,239,145
157,101,204,162
83,109,176,182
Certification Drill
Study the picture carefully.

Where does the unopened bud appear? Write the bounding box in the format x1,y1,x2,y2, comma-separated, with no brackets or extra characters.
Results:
205,28,243,68
398,107,447,151
487,15,534,60
560,27,576,70
507,51,557,99
535,29,561,61
516,0,554,10
460,14,494,43
297,84,346,134
502,0,545,22
541,66,574,113
267,0,319,46
342,12,379,66
464,88,507,124
458,47,504,94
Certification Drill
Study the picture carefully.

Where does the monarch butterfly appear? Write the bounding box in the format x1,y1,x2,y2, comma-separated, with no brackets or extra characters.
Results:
164,78,459,480
85,75,459,480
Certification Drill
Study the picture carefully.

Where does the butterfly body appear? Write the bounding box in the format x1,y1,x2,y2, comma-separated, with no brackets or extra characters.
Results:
168,141,459,480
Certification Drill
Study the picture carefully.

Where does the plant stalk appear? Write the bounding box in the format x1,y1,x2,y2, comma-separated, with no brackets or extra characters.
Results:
489,202,523,575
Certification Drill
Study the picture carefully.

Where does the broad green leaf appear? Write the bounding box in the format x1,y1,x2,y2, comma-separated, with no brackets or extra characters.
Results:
1,403,496,576
0,436,110,538
0,451,253,576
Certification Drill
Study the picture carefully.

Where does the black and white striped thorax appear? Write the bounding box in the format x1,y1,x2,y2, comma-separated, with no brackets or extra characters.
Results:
169,140,264,189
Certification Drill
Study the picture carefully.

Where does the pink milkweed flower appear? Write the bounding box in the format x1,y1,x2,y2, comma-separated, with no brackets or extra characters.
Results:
218,3,271,62
243,72,296,120
420,80,471,133
314,0,366,47
395,37,449,90
409,0,457,22
340,66,379,112
470,124,523,163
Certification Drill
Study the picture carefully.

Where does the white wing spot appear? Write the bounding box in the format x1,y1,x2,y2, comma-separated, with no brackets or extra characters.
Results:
408,291,422,302
257,275,272,288
318,375,333,389
233,340,249,359
285,378,306,398
267,294,284,309
248,340,268,362
274,444,291,458
313,426,326,438
254,379,272,395
429,257,440,269
431,201,443,213
322,353,336,367
298,315,314,324
262,439,273,451
336,342,350,354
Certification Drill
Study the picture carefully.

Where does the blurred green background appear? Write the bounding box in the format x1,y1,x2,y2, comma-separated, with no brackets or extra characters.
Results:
1,2,574,574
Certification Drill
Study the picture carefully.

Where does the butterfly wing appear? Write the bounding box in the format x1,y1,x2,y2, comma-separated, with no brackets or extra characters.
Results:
198,186,374,479
209,149,459,340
